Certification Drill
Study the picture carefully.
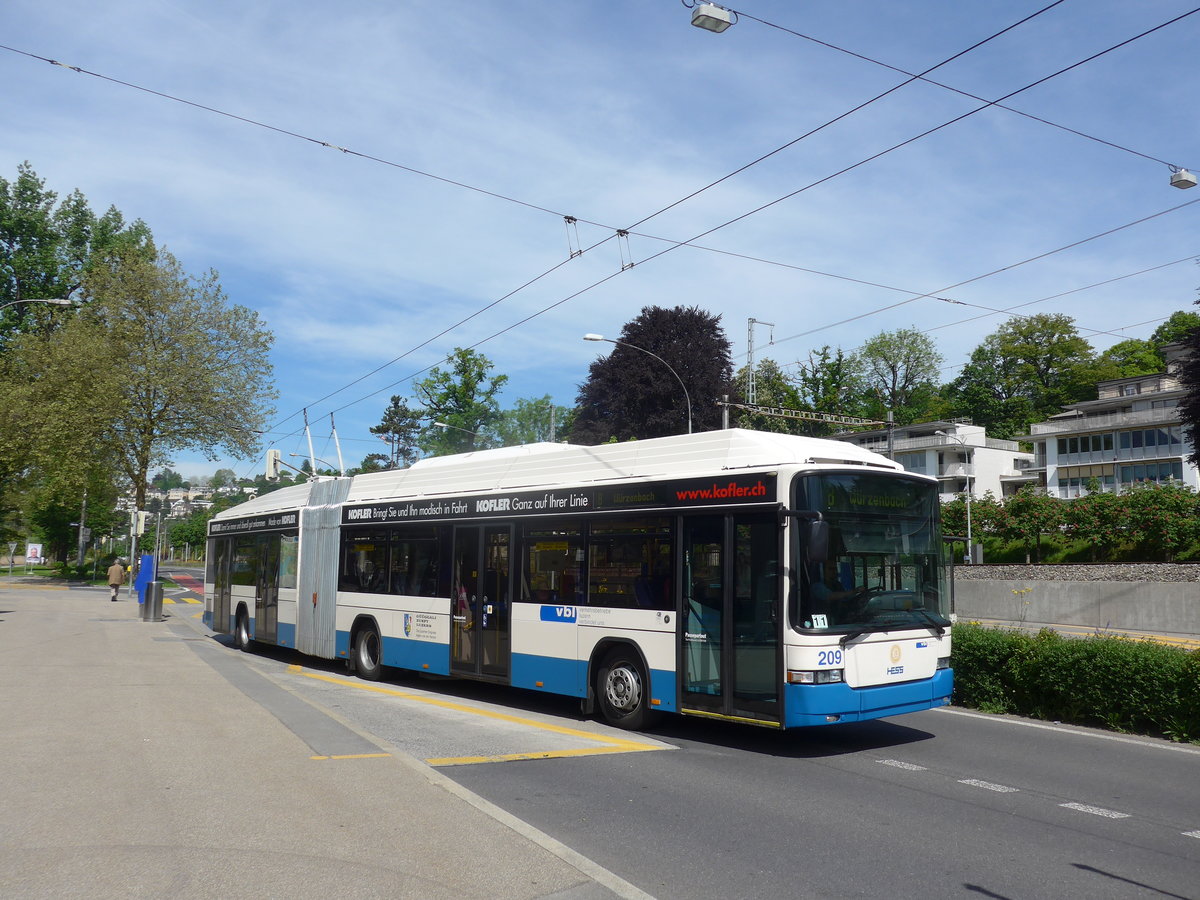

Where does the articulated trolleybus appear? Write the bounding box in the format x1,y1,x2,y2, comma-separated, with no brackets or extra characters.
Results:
205,429,952,730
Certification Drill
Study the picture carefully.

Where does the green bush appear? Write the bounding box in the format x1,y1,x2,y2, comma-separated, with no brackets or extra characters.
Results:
951,623,1200,743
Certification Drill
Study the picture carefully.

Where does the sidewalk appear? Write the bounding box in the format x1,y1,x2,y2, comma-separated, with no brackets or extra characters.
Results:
0,580,647,899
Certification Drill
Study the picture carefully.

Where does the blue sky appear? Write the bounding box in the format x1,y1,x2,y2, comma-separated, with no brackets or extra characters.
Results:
4,1,1199,482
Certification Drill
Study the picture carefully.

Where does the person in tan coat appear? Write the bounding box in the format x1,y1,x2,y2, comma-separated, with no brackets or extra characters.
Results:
107,559,126,601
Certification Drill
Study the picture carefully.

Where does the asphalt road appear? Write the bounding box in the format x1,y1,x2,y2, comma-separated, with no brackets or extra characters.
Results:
160,572,1200,898
445,709,1200,899
209,626,1200,900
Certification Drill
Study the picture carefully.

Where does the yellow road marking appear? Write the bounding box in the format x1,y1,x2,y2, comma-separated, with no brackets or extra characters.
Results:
969,619,1200,650
292,668,665,765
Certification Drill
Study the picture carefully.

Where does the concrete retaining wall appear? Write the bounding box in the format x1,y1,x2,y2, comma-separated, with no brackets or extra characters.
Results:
952,564,1200,636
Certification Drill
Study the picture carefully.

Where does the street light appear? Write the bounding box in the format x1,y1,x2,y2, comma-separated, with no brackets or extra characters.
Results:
432,421,479,437
584,333,693,434
1170,167,1197,189
0,297,74,314
684,1,736,32
936,431,974,564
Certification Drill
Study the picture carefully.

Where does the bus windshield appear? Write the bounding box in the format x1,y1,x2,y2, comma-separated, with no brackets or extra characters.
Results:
791,472,950,635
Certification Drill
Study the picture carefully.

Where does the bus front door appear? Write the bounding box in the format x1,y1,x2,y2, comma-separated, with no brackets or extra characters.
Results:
682,514,780,723
451,525,512,680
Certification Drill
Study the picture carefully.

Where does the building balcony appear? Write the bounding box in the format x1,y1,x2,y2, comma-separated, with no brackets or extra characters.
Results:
1029,406,1180,436
846,434,1024,454
939,463,975,479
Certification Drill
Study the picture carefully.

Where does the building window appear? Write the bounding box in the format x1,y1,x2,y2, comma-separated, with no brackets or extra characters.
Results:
896,451,927,474
1119,461,1183,484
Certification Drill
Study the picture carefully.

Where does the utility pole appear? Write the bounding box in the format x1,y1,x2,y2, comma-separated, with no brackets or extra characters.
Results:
75,489,88,568
746,317,775,406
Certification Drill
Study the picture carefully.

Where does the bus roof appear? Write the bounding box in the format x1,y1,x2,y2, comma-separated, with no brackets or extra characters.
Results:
211,428,904,523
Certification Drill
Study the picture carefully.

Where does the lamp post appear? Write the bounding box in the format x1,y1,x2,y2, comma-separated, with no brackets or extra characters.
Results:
937,431,974,563
432,421,483,452
432,421,479,436
0,297,73,314
583,334,693,434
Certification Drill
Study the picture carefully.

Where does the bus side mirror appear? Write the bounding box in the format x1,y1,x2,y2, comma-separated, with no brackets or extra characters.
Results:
806,520,829,563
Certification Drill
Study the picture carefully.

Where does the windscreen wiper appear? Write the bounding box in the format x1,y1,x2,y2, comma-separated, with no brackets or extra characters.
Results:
839,625,889,648
912,609,947,636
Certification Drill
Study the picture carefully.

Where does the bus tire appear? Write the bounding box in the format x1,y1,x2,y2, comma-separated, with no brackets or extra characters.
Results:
354,624,383,681
234,609,252,652
596,649,660,731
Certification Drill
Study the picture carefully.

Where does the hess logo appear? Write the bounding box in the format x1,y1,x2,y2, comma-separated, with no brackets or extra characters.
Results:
890,645,902,663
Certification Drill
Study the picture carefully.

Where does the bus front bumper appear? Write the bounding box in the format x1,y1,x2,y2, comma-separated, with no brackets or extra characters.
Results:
783,668,953,727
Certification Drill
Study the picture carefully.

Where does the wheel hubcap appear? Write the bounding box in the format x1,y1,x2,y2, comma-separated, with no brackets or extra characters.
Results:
605,665,641,712
360,633,378,668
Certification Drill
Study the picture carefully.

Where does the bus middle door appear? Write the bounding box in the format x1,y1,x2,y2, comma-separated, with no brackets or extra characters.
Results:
451,525,512,680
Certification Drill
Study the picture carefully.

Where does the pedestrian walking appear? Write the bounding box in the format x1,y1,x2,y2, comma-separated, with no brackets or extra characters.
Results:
107,559,126,601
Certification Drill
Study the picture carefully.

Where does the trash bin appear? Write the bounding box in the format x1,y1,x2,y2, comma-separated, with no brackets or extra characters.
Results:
142,581,164,622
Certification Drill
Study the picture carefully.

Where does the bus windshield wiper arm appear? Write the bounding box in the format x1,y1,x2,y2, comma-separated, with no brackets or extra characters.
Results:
913,609,947,636
839,626,884,648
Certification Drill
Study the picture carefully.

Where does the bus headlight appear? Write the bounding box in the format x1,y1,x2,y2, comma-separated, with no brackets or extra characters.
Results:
937,656,951,670
787,669,844,685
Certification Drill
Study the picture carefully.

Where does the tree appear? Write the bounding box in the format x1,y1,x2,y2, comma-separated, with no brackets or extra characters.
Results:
1094,338,1162,380
1178,297,1200,469
1,164,154,537
370,395,426,467
353,453,391,474
945,341,1037,440
1122,481,1198,562
494,395,573,445
948,314,1097,439
571,305,732,443
3,246,276,510
169,507,211,554
1149,310,1200,356
152,468,186,491
1,162,152,347
209,469,239,491
409,348,507,456
1064,489,1126,562
730,359,806,434
1002,486,1063,564
851,328,943,425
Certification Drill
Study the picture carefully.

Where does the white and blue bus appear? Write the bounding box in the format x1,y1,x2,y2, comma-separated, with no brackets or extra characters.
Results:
205,429,953,730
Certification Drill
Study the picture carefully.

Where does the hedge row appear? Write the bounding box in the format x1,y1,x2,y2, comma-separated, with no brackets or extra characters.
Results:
951,623,1200,744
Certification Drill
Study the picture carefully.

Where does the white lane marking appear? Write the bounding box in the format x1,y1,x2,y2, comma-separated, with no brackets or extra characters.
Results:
878,759,927,771
1060,802,1130,819
935,707,1200,756
959,778,1018,793
1182,830,1200,839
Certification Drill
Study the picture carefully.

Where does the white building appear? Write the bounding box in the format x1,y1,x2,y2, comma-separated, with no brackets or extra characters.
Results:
1024,343,1197,498
830,420,1036,500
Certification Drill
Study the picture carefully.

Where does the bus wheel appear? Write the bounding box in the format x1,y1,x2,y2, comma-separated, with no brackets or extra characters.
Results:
596,650,660,731
354,625,383,681
234,610,252,652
